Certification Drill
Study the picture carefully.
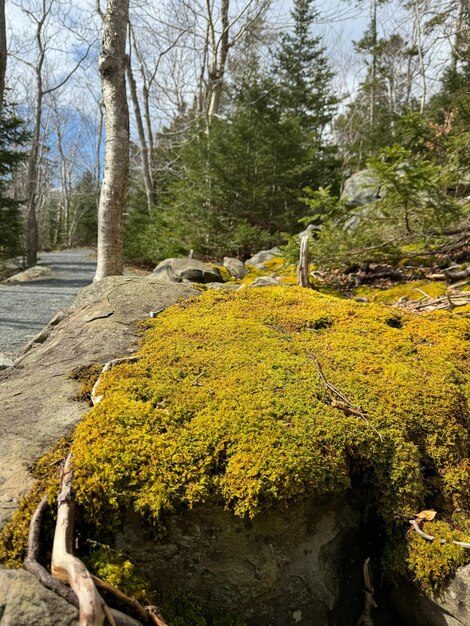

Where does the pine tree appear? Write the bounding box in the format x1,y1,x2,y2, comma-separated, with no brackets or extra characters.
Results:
273,0,339,190
0,111,28,261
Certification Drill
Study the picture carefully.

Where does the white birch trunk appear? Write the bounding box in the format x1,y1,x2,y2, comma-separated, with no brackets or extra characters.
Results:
95,0,129,281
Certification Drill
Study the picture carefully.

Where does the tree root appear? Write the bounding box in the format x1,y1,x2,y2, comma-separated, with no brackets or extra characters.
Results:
51,454,117,626
23,457,166,626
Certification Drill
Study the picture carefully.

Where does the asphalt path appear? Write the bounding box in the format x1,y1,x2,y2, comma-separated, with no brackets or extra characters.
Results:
0,248,96,358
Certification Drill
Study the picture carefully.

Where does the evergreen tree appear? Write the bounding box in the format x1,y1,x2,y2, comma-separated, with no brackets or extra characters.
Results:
0,110,28,261
273,0,339,190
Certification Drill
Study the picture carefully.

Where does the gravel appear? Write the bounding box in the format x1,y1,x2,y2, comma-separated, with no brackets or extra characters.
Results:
0,248,96,358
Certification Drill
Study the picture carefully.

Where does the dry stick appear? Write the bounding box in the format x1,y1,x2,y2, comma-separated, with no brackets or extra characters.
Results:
91,356,141,405
307,352,383,441
356,557,377,626
24,495,141,626
297,234,311,288
51,454,117,626
409,519,470,549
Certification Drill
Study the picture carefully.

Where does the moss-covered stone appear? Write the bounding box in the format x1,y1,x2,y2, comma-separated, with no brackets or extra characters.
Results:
66,287,470,592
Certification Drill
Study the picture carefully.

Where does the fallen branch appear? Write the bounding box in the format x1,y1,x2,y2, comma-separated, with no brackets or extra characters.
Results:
409,519,470,549
91,356,141,405
394,289,470,314
307,352,382,441
51,454,117,626
356,557,377,626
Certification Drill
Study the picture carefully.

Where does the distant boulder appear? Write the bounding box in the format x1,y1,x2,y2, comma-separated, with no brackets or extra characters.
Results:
223,256,248,279
153,258,224,284
341,169,381,208
246,247,282,269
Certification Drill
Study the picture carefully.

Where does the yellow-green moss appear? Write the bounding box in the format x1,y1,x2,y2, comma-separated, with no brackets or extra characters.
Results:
407,517,470,594
68,287,470,596
86,546,149,602
0,438,70,567
355,280,449,304
68,363,104,403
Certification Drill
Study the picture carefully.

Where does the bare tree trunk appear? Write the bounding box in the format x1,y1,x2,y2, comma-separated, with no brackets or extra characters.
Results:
94,0,129,281
207,0,230,117
369,0,377,127
297,234,310,288
0,0,6,112
26,65,44,267
413,0,427,114
125,55,155,213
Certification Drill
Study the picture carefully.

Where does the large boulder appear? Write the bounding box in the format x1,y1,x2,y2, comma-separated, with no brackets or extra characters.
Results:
152,258,223,284
223,256,248,279
0,277,197,529
246,247,282,268
117,498,365,626
341,169,381,208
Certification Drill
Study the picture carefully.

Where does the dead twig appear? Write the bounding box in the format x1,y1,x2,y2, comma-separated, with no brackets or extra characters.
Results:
409,519,470,549
307,352,382,441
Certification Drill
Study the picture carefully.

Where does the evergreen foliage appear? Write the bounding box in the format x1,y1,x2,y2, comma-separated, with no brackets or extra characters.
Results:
0,111,28,261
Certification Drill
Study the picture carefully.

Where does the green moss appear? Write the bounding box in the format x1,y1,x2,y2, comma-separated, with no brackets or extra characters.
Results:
86,545,149,602
0,438,70,567
67,287,470,593
355,280,449,304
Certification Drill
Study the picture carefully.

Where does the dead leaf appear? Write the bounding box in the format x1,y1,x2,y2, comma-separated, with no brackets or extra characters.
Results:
415,510,437,522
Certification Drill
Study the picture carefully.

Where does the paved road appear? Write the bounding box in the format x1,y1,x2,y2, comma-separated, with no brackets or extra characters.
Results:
0,249,96,357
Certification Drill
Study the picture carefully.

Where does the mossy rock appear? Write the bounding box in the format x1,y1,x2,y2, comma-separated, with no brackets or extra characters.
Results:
66,287,470,594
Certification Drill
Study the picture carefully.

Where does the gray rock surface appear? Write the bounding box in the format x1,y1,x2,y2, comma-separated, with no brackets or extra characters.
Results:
204,282,240,290
246,247,282,268
0,354,13,370
0,276,197,529
4,265,52,283
0,567,78,626
393,564,470,625
117,498,363,626
152,258,223,284
223,256,248,279
341,169,381,208
249,276,282,287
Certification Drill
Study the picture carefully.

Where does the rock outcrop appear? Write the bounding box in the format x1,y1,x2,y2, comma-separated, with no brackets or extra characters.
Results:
341,169,381,208
118,498,365,626
152,258,223,284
